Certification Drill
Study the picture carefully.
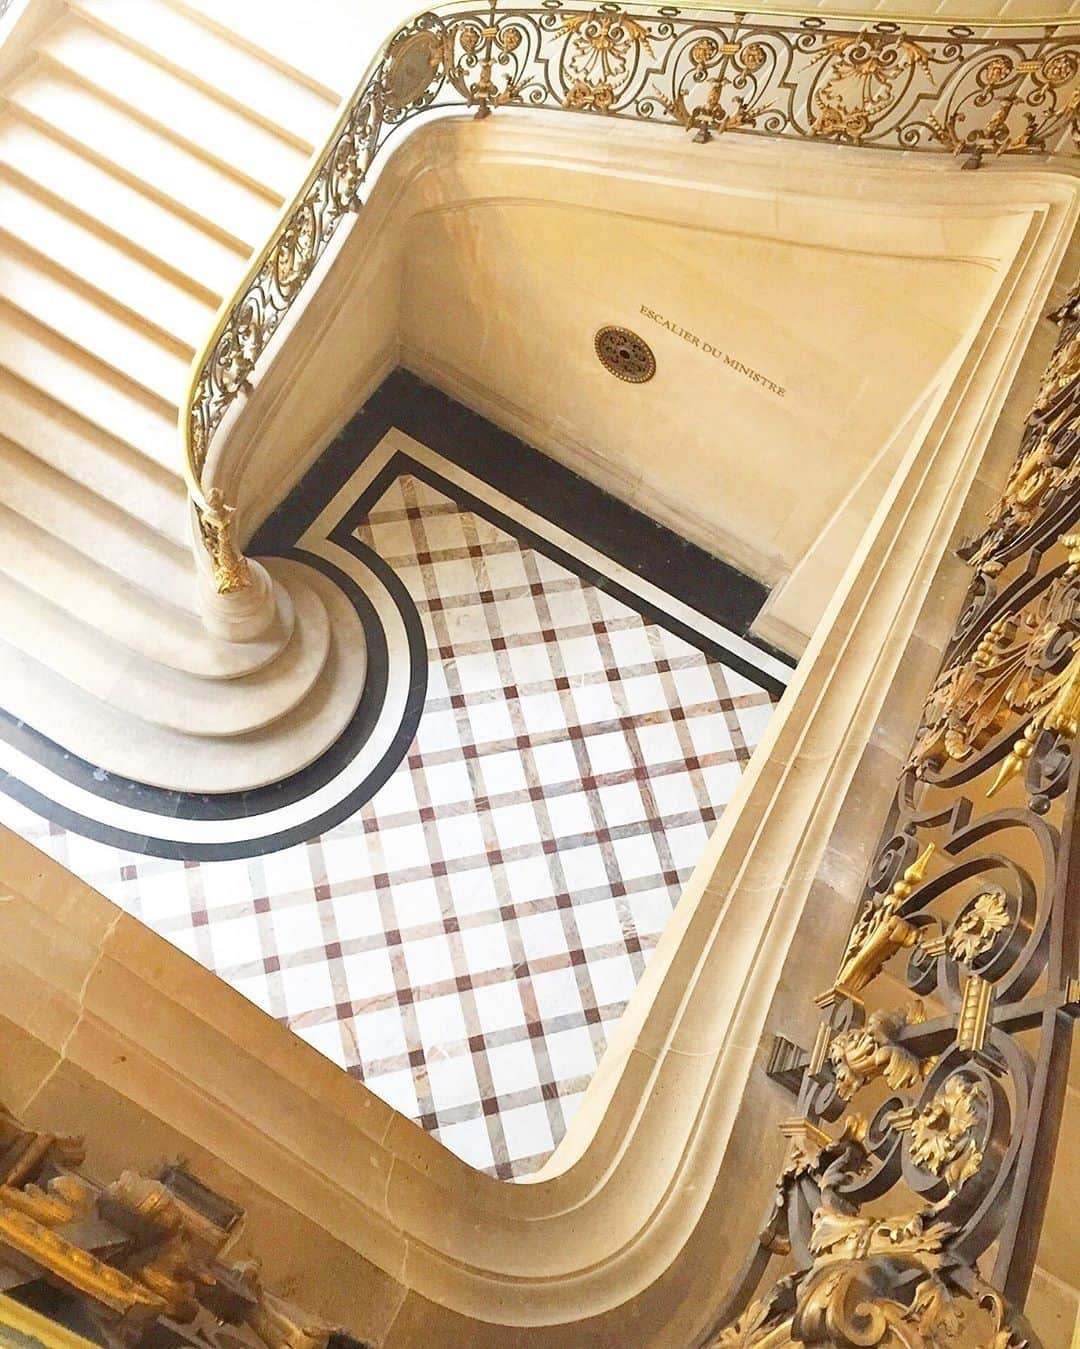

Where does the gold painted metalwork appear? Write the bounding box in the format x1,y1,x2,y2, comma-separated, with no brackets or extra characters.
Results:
909,1075,987,1199
957,975,994,1054
948,890,1009,963
562,11,653,111
714,283,1080,1349
810,32,930,145
594,325,657,383
710,1120,1023,1348
817,842,933,1006
826,1002,933,1100
0,1103,366,1349
199,488,251,595
910,534,1080,783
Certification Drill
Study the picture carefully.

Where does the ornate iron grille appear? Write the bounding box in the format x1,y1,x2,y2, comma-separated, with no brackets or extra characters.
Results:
702,292,1080,1349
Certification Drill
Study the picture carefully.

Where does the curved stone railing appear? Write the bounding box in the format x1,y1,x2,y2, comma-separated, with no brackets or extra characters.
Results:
180,0,1080,629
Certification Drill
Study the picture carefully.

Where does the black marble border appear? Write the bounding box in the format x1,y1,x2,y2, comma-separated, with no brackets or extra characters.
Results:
0,372,790,860
257,370,794,667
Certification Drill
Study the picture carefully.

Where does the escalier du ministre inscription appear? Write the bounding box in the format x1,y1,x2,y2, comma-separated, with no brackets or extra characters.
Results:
640,304,786,397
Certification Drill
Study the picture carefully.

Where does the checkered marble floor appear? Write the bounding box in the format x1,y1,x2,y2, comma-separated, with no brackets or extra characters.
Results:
0,463,780,1179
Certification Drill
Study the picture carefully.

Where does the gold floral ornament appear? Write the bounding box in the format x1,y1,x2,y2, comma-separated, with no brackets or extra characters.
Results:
827,1002,934,1101
450,20,527,115
986,533,1080,797
199,488,251,595
948,890,1010,964
275,199,318,298
909,543,1080,780
809,31,930,144
562,10,652,111
964,432,1079,576
909,1075,987,1200
660,82,760,143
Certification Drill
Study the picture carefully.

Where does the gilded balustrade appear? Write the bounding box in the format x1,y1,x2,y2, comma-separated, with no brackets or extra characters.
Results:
181,0,1080,607
699,290,1080,1348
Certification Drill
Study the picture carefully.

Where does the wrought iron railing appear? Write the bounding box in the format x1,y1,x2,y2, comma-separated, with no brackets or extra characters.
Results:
702,290,1080,1347
181,1,1080,606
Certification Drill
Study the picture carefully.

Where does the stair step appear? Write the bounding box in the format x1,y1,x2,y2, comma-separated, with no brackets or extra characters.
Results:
0,119,244,298
41,17,309,200
0,169,215,349
0,560,329,734
0,369,186,543
0,502,296,680
70,0,333,151
0,304,178,471
0,562,366,792
169,0,344,103
0,235,190,404
5,66,279,252
0,439,194,604
173,0,382,103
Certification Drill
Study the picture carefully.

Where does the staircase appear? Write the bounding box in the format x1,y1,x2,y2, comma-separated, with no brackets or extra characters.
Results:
0,0,367,792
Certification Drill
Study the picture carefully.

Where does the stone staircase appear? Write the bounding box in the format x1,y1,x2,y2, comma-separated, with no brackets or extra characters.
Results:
0,0,368,792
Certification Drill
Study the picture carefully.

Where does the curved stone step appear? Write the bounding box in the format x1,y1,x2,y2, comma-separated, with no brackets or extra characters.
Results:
0,561,367,793
0,504,296,680
70,0,331,151
5,65,279,252
0,119,243,299
0,560,326,733
0,368,188,545
0,170,215,351
41,16,310,200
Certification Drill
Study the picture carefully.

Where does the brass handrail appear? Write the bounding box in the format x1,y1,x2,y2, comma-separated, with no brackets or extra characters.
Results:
180,0,1080,600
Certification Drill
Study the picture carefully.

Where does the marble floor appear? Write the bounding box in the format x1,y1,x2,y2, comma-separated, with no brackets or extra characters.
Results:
0,382,789,1178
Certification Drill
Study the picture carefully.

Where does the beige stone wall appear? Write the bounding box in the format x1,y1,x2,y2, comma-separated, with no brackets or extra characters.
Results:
229,116,1069,655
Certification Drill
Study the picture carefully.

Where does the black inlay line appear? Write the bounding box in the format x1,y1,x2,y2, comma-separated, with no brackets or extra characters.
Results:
333,449,789,699
256,369,795,668
1,370,791,859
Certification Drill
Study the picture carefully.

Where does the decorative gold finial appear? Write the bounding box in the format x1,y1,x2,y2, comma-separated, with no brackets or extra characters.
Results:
817,843,935,1007
199,489,251,595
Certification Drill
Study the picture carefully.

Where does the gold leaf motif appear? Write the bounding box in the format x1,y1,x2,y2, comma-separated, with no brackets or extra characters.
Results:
561,10,653,110
909,1076,986,1198
948,891,1010,964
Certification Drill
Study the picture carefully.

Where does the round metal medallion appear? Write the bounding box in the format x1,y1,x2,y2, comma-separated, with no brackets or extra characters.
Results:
384,29,442,112
594,326,656,384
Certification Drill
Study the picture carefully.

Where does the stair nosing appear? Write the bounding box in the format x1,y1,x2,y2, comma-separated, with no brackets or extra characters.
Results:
0,305,180,471
0,550,301,690
5,100,257,257
164,0,344,107
0,500,199,623
0,158,224,306
0,433,193,572
0,218,197,358
66,0,318,154
35,45,290,206
0,290,180,413
0,364,186,497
